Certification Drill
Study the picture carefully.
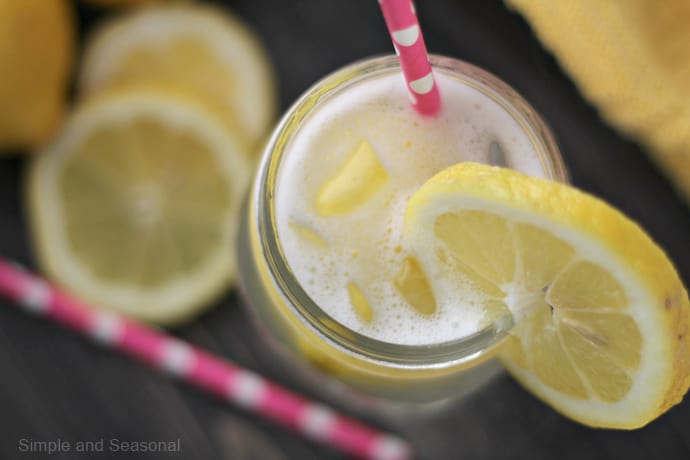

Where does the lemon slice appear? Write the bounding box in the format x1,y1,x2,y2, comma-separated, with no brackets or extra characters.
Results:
78,3,277,147
404,162,690,428
28,87,252,325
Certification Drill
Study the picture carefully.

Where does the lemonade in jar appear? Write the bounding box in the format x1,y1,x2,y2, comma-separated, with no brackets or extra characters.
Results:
238,54,566,405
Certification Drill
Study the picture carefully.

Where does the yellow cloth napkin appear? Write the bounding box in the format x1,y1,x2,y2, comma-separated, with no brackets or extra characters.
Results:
507,0,690,204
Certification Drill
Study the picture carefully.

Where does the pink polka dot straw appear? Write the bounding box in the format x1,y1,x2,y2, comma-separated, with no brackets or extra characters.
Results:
0,259,412,460
379,0,441,116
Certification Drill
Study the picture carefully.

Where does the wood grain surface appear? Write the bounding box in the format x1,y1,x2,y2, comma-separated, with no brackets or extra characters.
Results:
1,1,689,459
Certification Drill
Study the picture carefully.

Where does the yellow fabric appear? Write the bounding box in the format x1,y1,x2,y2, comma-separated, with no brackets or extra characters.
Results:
506,0,690,204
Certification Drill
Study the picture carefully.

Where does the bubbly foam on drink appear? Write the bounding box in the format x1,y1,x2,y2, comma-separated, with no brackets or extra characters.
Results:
275,70,546,346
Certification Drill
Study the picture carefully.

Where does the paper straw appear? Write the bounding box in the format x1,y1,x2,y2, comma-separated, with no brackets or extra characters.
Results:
0,259,412,460
379,0,441,116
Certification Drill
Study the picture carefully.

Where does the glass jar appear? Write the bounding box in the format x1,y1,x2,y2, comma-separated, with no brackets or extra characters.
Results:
237,54,567,412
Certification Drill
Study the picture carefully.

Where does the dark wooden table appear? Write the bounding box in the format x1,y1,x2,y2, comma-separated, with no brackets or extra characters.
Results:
2,1,690,459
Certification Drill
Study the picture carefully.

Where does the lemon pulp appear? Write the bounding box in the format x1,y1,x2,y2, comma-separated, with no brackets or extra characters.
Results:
60,119,232,288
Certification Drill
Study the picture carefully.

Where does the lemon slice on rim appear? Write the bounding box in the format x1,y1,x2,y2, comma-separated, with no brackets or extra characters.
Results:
28,87,252,326
78,3,277,147
404,162,690,428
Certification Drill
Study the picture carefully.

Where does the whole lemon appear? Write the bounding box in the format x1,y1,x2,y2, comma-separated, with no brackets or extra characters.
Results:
0,0,74,152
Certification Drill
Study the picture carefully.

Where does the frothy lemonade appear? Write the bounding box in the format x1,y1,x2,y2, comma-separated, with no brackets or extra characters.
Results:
275,70,547,345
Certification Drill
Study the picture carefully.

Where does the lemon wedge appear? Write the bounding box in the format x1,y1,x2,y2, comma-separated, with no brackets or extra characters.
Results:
404,162,690,428
28,87,252,325
78,3,277,147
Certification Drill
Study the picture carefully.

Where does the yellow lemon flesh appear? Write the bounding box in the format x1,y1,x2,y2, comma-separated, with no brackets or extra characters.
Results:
0,0,73,150
28,87,252,325
78,3,277,148
404,162,690,429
